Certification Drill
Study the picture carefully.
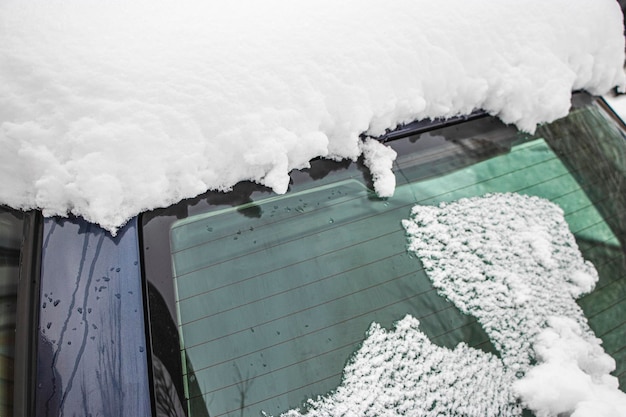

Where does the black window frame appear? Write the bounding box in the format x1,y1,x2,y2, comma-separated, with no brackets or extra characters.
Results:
0,206,42,417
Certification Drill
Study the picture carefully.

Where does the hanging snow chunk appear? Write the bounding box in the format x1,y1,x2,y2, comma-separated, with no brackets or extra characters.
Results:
359,138,397,198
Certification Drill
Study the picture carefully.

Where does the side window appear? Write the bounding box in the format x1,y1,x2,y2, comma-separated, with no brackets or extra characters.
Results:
0,207,24,416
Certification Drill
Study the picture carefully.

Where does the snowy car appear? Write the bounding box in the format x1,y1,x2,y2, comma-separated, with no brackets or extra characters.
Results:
3,92,626,417
3,1,626,416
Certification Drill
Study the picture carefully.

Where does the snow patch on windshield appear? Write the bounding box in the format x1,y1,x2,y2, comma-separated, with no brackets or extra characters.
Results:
403,193,598,371
277,194,626,417
280,316,520,417
1,0,625,233
404,193,626,416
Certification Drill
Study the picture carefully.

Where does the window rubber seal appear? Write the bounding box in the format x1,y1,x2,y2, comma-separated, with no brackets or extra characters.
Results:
13,211,43,417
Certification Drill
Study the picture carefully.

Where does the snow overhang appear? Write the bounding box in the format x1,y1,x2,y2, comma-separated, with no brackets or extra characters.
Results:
1,0,625,233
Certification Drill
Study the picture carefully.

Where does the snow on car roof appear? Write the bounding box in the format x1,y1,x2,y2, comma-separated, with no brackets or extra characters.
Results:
1,0,624,233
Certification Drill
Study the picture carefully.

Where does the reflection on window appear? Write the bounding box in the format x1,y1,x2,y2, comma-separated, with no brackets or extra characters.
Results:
0,208,24,416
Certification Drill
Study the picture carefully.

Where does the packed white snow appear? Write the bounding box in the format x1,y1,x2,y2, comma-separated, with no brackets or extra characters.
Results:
276,194,626,417
359,139,397,197
1,0,625,233
514,317,626,417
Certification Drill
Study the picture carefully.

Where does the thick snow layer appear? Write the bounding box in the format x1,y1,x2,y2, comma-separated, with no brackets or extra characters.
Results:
514,317,626,417
276,194,625,417
1,0,625,232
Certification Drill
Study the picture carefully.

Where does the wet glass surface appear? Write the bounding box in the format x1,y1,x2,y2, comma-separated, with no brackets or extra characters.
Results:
36,217,151,417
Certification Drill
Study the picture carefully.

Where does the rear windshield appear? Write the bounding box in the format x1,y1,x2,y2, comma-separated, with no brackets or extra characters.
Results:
141,94,626,417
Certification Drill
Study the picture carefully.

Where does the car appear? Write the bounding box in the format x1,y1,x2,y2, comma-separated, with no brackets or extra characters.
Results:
2,92,626,417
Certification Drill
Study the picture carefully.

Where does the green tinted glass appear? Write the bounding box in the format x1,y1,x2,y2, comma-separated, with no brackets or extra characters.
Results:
169,100,626,417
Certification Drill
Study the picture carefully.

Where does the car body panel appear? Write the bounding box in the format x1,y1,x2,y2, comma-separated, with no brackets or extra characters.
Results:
36,217,151,417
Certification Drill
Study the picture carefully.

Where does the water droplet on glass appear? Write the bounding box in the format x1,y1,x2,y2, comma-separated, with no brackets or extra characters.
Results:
114,293,121,299
77,307,83,314
53,300,60,307
329,218,334,224
115,267,121,273
139,346,144,352
46,322,51,329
